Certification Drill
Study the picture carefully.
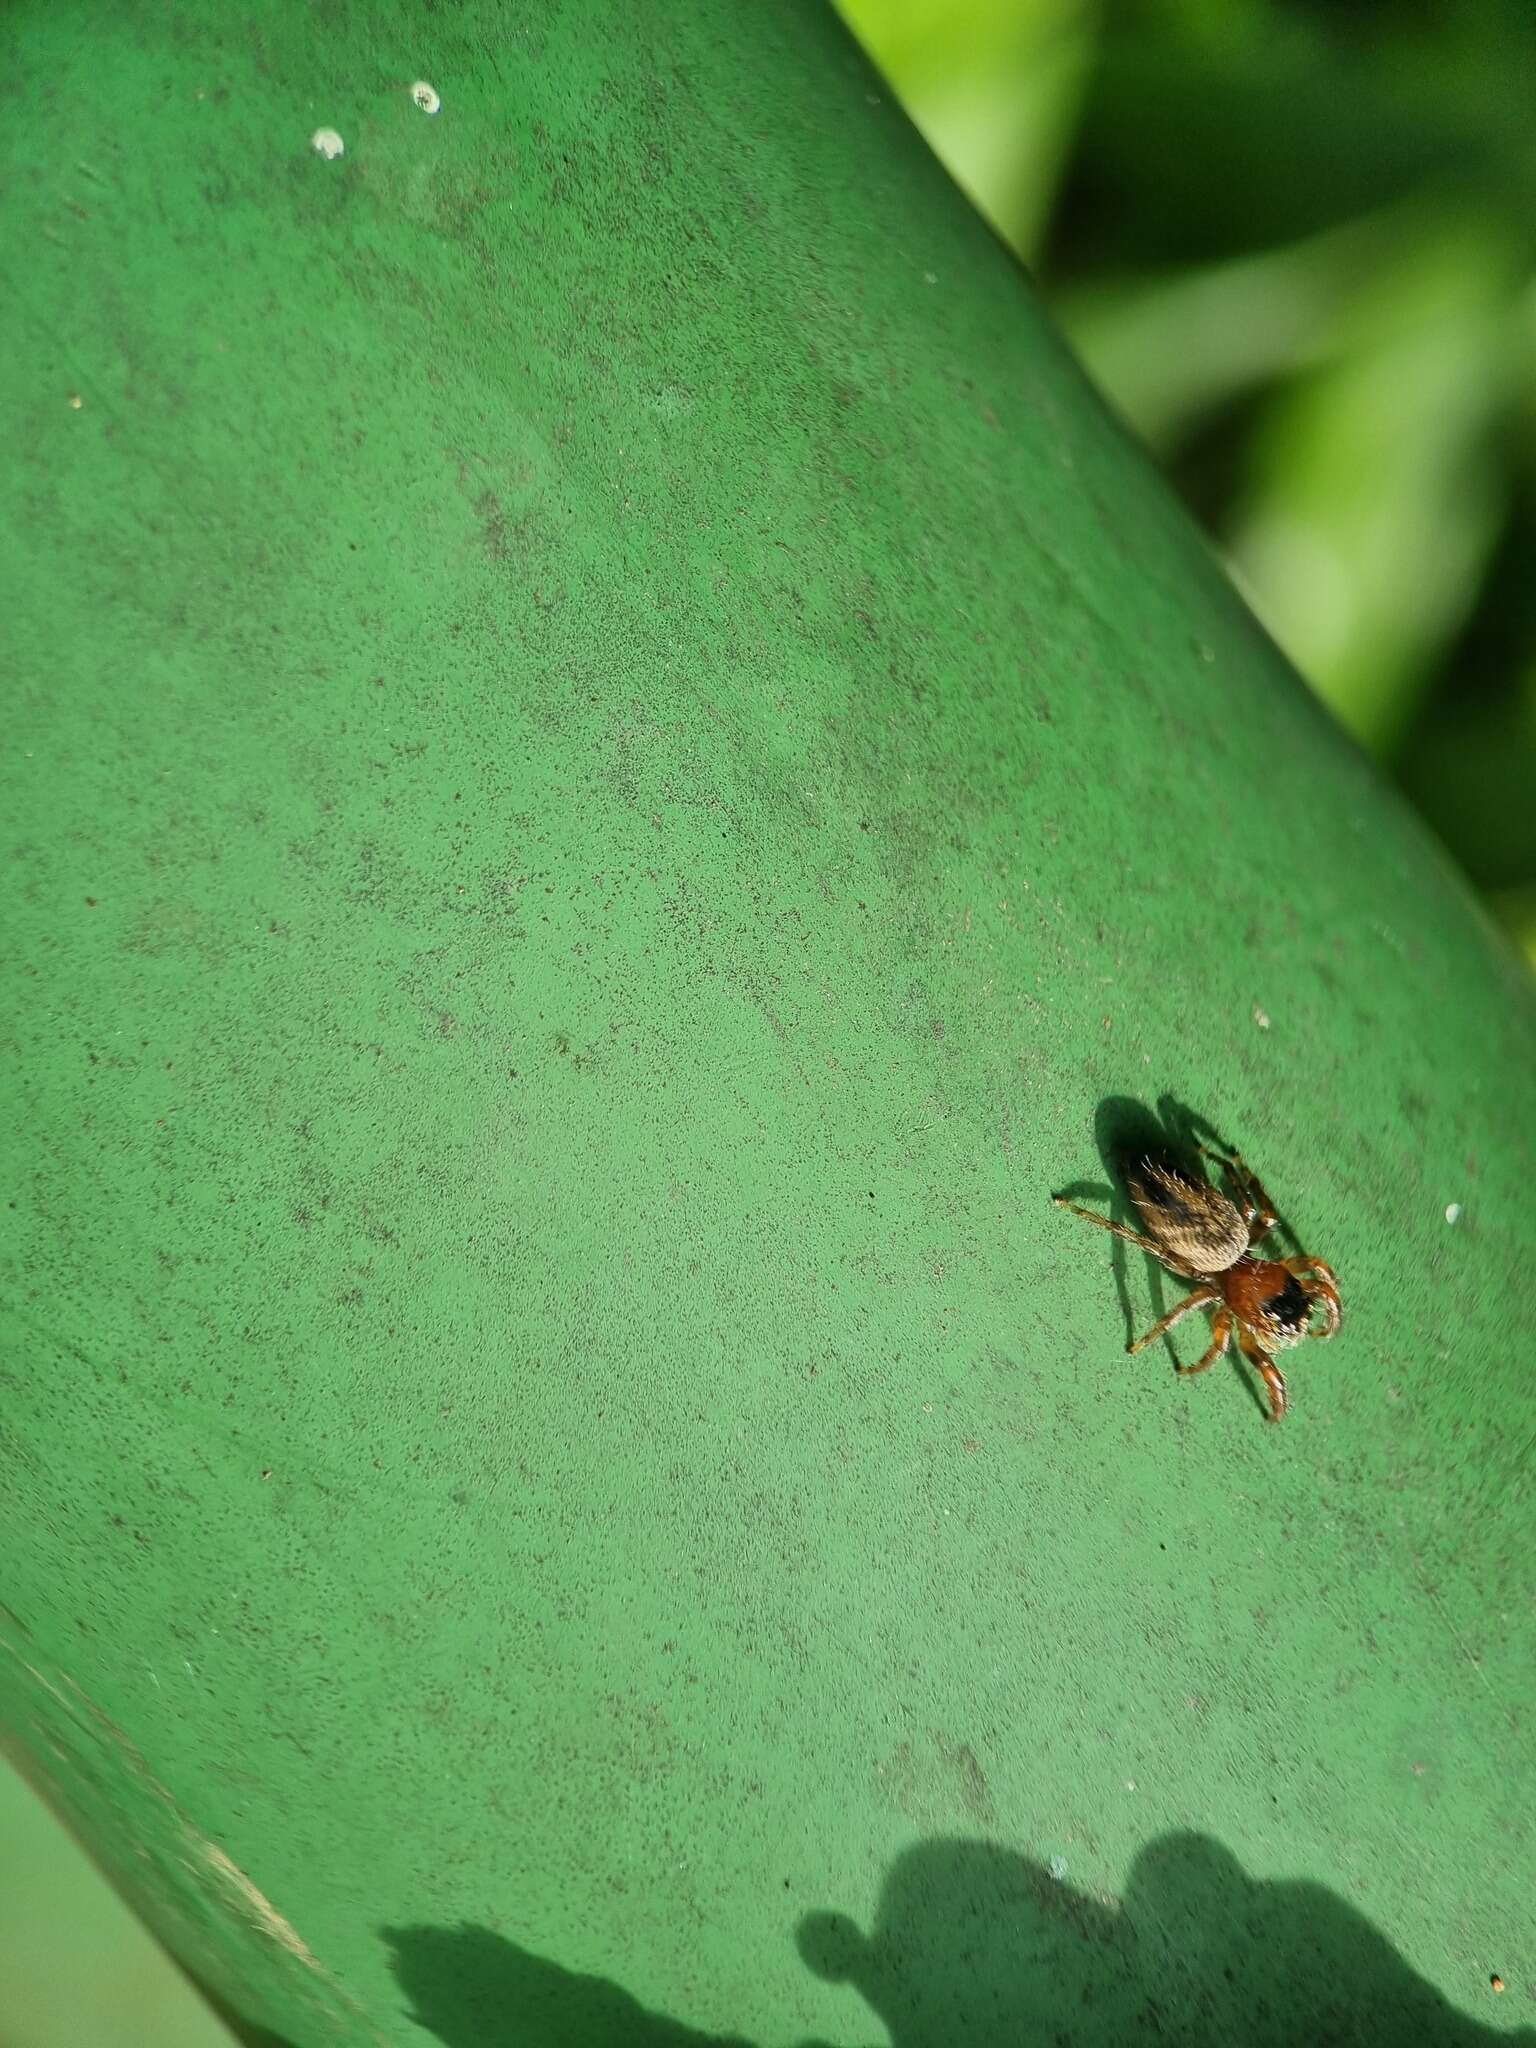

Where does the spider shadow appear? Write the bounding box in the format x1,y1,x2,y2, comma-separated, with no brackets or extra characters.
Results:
1094,1097,1200,1358
1056,1096,1300,1423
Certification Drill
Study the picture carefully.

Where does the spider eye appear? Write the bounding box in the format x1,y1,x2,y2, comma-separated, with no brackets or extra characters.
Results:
1264,1276,1310,1330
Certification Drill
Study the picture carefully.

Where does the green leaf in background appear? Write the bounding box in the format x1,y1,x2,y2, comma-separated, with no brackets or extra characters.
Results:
836,0,1099,256
1222,207,1522,754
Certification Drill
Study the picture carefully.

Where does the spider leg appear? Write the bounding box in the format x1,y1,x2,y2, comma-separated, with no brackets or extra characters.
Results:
1174,1304,1232,1376
1051,1197,1175,1264
1238,1327,1287,1422
1128,1285,1219,1356
1282,1255,1342,1337
1199,1145,1278,1247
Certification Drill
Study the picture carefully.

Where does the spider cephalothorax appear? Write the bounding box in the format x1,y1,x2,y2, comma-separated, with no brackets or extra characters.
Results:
1052,1147,1341,1423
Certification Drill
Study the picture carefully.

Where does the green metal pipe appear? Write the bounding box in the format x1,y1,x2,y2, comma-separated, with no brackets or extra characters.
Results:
2,2,1533,2042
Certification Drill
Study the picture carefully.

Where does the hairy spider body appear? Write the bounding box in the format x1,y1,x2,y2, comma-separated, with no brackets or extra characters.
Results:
1052,1147,1341,1423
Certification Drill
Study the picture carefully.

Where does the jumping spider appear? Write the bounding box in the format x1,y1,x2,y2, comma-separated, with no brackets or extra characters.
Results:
1052,1146,1341,1422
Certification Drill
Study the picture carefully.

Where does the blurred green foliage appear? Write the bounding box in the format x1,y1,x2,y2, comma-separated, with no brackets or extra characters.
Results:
840,0,1536,964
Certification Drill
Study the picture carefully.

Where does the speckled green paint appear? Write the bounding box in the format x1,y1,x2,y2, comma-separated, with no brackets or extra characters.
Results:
2,4,1534,2044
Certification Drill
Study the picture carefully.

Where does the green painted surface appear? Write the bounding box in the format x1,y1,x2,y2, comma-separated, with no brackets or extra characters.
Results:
2,3,1534,2044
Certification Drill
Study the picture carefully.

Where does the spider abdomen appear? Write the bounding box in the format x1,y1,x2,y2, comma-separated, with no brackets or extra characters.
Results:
1126,1156,1248,1272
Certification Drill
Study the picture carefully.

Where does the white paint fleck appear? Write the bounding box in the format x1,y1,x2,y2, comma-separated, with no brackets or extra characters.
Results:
67,393,84,410
310,127,345,160
201,1845,321,1966
1124,1779,1137,1791
1049,1855,1069,1881
922,271,938,285
410,80,441,114
1444,1202,1462,1225
1252,1003,1272,1031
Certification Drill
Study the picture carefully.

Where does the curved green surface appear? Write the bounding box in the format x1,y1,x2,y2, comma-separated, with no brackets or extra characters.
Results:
2,3,1534,2043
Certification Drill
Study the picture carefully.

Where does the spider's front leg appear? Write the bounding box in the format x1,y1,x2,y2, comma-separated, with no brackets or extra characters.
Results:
1283,1255,1342,1337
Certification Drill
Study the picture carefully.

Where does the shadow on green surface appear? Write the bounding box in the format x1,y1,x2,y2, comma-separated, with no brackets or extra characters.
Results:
385,1831,1529,2047
384,1918,756,2046
1053,1092,1217,1361
1051,1091,1175,1354
204,2014,297,2048
797,1833,1528,2046
186,1974,300,2048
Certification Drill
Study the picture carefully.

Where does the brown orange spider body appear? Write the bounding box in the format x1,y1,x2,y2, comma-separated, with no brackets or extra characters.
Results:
1053,1148,1341,1423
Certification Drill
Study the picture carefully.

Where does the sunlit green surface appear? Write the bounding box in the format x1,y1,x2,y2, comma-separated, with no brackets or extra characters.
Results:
3,2,1535,2042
